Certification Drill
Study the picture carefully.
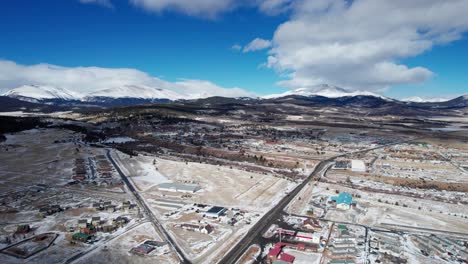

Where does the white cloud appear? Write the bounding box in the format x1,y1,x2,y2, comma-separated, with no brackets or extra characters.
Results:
126,1,468,92
231,44,242,51
129,0,236,18
0,60,256,99
266,0,468,91
79,0,114,8
128,0,293,18
243,38,272,53
256,0,293,15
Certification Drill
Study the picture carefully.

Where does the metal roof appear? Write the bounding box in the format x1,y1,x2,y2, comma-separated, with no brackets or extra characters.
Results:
158,182,200,192
331,192,353,205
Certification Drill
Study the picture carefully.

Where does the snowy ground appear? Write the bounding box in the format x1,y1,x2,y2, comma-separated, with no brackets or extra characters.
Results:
313,183,468,234
103,137,136,144
112,150,298,263
75,222,178,264
113,152,171,192
0,129,143,264
115,151,297,210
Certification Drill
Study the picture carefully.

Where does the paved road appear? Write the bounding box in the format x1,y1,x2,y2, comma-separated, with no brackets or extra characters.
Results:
106,150,190,264
219,159,334,264
220,138,419,264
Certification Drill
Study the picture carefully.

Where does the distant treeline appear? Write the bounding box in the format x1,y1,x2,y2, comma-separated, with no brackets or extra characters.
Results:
52,124,105,142
0,116,49,134
0,116,106,143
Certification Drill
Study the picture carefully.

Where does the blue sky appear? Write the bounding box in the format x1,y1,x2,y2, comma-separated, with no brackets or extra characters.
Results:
0,0,467,99
389,37,468,99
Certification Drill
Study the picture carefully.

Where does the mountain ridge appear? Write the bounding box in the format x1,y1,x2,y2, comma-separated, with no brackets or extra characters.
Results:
2,84,466,109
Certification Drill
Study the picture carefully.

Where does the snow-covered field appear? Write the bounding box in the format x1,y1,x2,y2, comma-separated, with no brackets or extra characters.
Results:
75,222,178,264
155,158,297,210
0,129,85,190
113,152,171,191
103,137,136,144
315,183,468,233
115,151,297,210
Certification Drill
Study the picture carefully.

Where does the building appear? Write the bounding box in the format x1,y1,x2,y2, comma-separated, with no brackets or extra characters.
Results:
267,246,282,263
72,232,91,243
351,160,366,172
78,219,88,229
295,231,321,244
331,192,356,210
267,243,298,263
131,244,155,255
157,182,201,193
179,223,214,234
328,260,356,264
105,205,116,212
154,199,186,210
274,242,318,252
38,205,62,216
92,203,103,210
334,160,350,169
277,229,296,236
302,218,322,232
334,235,356,243
81,226,96,235
72,174,86,181
101,225,116,233
91,217,101,226
278,253,295,263
204,206,227,218
15,224,31,235
122,201,131,210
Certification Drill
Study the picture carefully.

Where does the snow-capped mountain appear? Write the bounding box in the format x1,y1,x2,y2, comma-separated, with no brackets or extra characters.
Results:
84,85,183,101
401,96,451,103
4,85,82,101
3,83,463,109
442,94,468,108
2,84,186,102
263,84,389,100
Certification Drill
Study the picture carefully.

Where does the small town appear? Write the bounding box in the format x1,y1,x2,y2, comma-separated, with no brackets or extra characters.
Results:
1,1,468,264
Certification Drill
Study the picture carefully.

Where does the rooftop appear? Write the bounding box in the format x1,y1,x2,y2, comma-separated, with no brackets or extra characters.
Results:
206,206,226,214
279,253,295,263
331,192,353,205
157,182,200,192
268,246,282,257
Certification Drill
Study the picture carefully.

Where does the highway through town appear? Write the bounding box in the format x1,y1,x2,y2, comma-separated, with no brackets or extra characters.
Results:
106,150,191,264
219,158,334,264
220,138,420,264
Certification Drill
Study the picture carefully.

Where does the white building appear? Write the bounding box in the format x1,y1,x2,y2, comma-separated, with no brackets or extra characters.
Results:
157,183,201,193
351,160,366,172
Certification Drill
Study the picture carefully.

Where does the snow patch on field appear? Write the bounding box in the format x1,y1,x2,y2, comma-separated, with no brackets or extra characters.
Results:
103,137,136,143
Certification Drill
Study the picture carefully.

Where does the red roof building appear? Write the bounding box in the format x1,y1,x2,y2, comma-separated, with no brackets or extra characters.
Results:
279,253,295,263
268,246,282,258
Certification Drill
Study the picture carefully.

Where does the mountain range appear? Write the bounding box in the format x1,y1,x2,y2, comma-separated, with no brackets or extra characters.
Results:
1,83,467,112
